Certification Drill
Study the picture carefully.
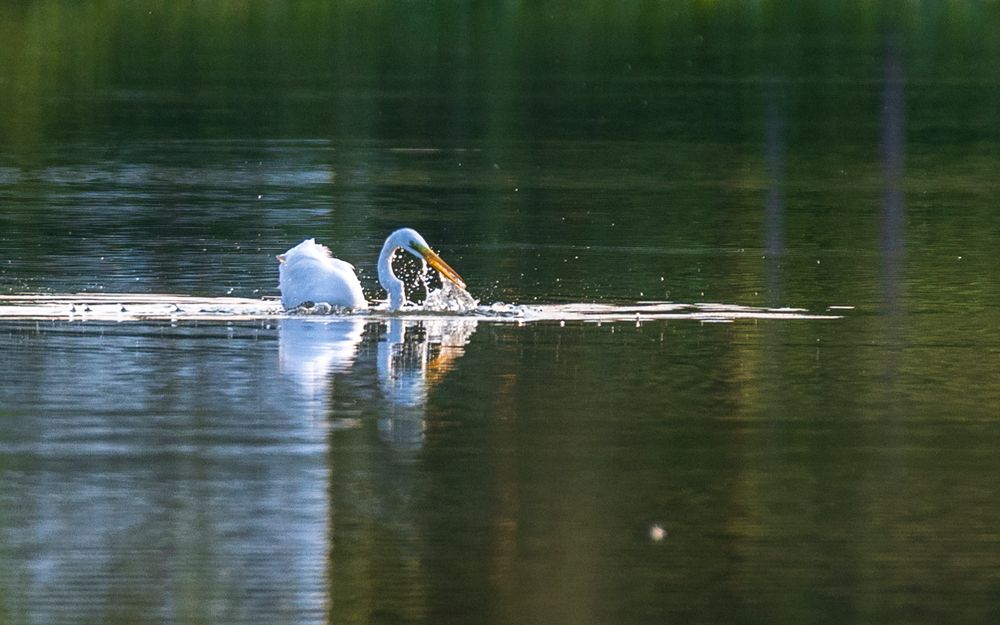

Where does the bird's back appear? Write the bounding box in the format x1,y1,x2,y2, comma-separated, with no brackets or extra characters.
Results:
279,239,367,310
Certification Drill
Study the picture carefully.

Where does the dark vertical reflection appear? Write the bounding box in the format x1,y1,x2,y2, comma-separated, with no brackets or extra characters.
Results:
763,77,787,306
877,32,907,423
871,32,909,570
880,34,906,315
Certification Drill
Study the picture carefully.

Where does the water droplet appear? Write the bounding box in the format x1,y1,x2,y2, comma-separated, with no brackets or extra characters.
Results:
649,524,667,542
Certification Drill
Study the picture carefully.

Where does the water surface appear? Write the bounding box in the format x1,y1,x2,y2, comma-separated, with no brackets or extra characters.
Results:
2,3,1000,624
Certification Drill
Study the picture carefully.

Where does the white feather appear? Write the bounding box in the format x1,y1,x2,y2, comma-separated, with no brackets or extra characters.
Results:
278,239,367,310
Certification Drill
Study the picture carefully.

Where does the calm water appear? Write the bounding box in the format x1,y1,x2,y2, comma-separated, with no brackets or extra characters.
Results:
2,3,1000,624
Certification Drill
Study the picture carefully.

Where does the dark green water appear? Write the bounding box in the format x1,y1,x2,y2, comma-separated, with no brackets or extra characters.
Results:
2,3,1000,624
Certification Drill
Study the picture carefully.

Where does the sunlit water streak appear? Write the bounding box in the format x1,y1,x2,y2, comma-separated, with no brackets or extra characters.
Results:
0,309,484,623
0,322,333,624
0,292,843,323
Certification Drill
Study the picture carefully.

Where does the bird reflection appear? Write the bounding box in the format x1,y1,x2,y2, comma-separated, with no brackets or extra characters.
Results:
278,318,366,416
376,318,478,449
278,316,478,447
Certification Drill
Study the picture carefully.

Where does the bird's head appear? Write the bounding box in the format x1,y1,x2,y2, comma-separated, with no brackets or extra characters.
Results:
392,228,466,290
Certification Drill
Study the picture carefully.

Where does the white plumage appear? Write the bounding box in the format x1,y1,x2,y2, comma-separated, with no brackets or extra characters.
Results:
277,229,466,312
277,239,367,310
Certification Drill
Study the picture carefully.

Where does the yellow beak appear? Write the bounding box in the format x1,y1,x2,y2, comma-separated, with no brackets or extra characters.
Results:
276,254,286,264
413,243,466,290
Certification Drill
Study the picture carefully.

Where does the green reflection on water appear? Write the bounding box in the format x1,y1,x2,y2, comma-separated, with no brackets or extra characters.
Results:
322,319,1000,625
3,1,999,143
1,2,998,313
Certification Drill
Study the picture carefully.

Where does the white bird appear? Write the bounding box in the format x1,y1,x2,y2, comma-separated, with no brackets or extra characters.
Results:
278,228,465,312
277,238,367,310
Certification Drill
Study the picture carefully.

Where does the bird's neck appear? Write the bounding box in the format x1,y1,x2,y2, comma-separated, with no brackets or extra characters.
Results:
378,244,406,310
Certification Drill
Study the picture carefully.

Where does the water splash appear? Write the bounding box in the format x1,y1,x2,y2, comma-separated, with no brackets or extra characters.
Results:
0,293,843,323
422,279,479,313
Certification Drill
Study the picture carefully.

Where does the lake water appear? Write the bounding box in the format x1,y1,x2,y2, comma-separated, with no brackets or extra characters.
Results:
2,3,1000,624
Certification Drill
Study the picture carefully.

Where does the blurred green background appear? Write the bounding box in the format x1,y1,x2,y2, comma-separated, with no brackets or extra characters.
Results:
1,1,997,311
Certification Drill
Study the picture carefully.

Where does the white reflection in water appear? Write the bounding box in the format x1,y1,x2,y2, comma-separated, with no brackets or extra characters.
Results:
0,326,330,624
279,317,366,413
276,316,479,449
0,318,478,623
376,318,478,449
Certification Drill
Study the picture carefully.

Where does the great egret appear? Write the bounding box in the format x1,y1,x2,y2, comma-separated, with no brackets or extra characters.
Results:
277,228,465,311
